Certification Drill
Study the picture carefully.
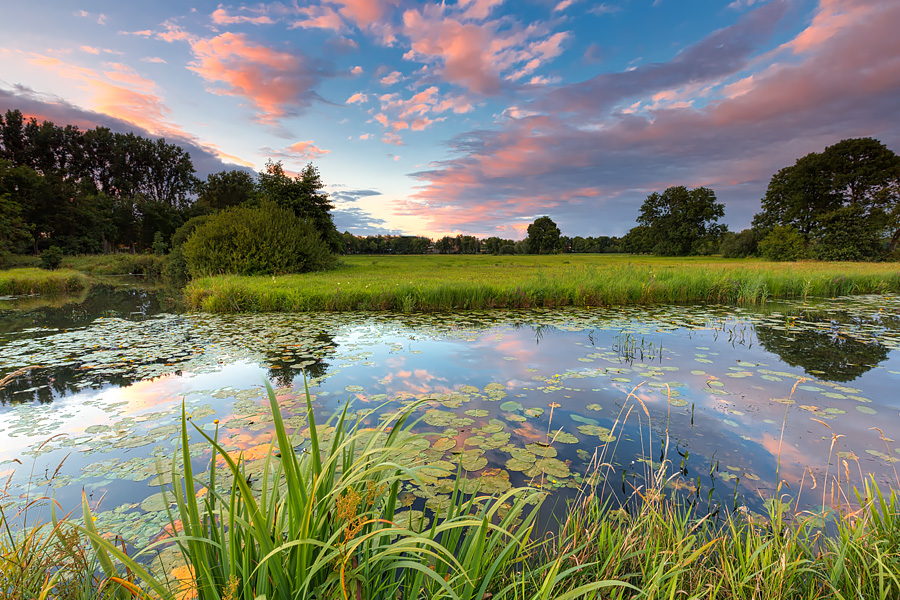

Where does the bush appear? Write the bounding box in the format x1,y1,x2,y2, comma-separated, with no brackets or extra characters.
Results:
182,202,337,276
720,229,759,258
151,231,167,256
38,246,63,270
164,215,214,287
499,244,515,255
813,205,883,261
758,226,806,261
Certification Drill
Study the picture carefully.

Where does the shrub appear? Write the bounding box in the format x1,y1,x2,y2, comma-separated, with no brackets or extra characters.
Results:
720,229,759,258
813,205,883,261
151,231,167,256
499,244,515,255
38,246,63,270
164,215,213,287
182,201,337,277
758,226,806,261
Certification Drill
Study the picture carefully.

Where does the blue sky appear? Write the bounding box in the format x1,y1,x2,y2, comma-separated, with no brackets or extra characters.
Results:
1,0,898,239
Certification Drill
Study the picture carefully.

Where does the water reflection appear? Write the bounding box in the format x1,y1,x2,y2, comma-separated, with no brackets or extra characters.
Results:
1,291,899,544
755,312,891,382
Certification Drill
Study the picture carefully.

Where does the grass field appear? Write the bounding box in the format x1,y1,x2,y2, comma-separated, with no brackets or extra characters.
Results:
2,254,166,277
185,254,900,312
0,268,89,296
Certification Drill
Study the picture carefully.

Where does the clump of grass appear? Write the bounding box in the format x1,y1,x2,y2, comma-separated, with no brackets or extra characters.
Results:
184,255,900,312
0,268,88,296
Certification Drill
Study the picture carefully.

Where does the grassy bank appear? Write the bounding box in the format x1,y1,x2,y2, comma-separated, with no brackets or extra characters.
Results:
2,254,167,277
185,255,900,312
3,382,899,599
0,268,88,296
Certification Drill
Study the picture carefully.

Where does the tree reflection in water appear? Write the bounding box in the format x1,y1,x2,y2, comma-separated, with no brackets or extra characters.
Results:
754,312,890,382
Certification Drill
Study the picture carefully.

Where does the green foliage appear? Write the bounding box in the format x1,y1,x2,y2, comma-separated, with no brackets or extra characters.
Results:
182,201,337,277
499,244,515,255
0,193,30,259
152,231,168,256
755,137,900,258
758,226,806,261
637,186,726,256
164,215,213,287
719,229,759,258
813,204,884,261
526,216,561,254
197,169,255,210
256,160,340,253
39,245,63,270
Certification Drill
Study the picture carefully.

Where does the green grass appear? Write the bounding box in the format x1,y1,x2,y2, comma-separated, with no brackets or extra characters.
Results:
2,381,897,599
60,254,167,277
184,254,900,312
0,268,89,296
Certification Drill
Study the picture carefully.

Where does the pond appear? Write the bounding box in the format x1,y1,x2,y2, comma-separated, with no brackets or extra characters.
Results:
1,285,899,547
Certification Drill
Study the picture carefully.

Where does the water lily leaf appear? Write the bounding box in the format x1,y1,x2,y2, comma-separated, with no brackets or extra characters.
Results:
465,409,489,418
576,425,616,442
585,403,602,411
525,443,558,458
499,401,523,412
569,414,598,425
855,406,877,415
549,430,579,444
433,438,456,452
524,407,544,418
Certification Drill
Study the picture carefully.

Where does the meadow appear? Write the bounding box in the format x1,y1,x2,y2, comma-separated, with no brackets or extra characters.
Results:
185,254,900,312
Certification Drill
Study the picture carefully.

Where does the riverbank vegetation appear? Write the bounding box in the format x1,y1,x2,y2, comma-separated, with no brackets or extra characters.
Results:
2,382,899,599
185,255,900,312
0,268,87,296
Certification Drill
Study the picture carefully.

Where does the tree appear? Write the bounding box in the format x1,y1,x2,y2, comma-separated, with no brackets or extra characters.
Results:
636,186,725,255
257,160,340,252
0,193,30,259
754,138,900,258
198,169,256,210
525,216,561,254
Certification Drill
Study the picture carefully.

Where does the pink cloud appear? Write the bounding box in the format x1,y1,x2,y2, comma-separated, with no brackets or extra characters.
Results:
400,4,570,95
346,92,368,104
290,5,346,31
351,65,363,74
400,0,900,237
331,0,397,29
380,70,402,85
187,32,327,123
264,140,330,161
210,6,275,25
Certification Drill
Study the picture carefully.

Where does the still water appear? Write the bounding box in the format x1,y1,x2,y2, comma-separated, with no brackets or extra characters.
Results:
1,286,899,545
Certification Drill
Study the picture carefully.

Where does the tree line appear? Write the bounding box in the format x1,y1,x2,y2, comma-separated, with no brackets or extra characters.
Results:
2,107,897,270
621,137,900,261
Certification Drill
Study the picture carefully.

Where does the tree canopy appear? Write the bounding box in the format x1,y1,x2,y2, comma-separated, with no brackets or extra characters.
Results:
753,137,900,259
633,186,726,256
526,216,562,254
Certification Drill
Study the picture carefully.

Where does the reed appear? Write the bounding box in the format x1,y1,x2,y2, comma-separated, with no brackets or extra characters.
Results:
2,378,899,598
184,255,900,312
0,268,88,296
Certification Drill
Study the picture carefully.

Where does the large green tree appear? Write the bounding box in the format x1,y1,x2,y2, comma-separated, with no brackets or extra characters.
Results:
754,137,900,258
636,186,725,256
525,216,561,254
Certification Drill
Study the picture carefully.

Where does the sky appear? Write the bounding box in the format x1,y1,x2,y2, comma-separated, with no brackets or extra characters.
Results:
1,0,899,240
